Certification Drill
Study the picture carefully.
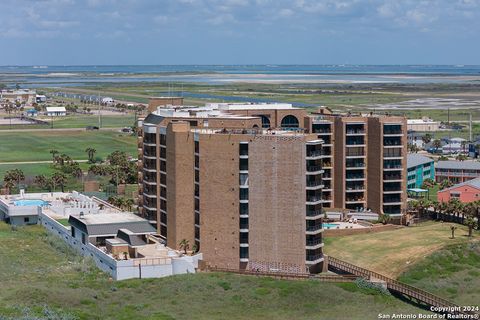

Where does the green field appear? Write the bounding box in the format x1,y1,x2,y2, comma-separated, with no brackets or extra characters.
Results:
0,131,137,163
399,242,480,305
0,223,426,320
0,115,136,131
324,222,479,305
324,222,477,278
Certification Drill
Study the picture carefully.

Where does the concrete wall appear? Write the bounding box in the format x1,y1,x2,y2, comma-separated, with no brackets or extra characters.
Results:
39,212,201,280
248,135,307,273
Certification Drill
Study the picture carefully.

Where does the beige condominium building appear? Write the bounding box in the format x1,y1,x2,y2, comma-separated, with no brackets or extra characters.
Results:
137,102,407,274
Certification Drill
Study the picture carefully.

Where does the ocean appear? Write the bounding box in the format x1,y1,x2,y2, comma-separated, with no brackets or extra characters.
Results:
1,65,479,87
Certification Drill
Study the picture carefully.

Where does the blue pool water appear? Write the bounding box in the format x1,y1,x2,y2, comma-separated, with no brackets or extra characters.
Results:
323,223,340,229
13,199,49,207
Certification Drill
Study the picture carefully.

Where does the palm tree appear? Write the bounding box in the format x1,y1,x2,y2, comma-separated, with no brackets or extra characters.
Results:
179,239,190,254
34,175,49,191
3,169,25,193
455,154,467,161
450,225,458,239
440,179,453,190
422,133,432,144
85,147,97,163
125,198,134,211
432,139,442,153
50,149,59,163
51,172,67,192
464,202,479,237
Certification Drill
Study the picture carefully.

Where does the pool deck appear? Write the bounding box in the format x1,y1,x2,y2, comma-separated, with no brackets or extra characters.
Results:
324,221,366,230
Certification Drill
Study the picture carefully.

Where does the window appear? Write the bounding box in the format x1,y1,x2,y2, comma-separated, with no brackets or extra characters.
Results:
71,227,76,238
280,115,299,128
24,217,30,223
81,233,86,245
258,115,270,128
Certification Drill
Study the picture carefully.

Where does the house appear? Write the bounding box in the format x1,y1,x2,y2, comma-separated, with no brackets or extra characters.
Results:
407,118,440,132
407,131,427,149
437,177,480,203
36,95,47,103
46,106,67,116
407,154,434,189
0,89,36,106
101,97,114,105
68,212,156,247
435,160,480,184
26,109,38,117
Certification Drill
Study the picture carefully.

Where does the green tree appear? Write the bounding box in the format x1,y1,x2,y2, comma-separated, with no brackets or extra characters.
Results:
422,134,432,144
432,139,442,153
49,149,59,164
85,147,97,164
3,169,25,193
51,172,67,192
179,239,190,254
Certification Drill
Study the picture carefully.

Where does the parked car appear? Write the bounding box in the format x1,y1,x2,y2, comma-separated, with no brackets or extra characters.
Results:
86,126,99,130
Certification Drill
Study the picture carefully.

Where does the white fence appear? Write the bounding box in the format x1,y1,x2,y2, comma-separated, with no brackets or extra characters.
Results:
38,212,202,280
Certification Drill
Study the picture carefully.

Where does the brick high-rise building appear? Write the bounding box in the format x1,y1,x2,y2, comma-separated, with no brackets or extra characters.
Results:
137,103,407,273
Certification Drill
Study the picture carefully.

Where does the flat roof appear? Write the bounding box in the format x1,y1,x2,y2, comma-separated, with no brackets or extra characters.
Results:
46,106,66,112
407,119,440,124
407,154,433,169
68,213,156,236
74,213,146,225
436,160,480,170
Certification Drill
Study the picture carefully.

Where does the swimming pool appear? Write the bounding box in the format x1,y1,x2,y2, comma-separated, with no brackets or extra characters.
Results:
323,223,340,229
13,199,49,207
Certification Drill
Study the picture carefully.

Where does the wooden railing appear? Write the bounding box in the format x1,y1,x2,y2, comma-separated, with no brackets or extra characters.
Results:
205,267,357,283
328,256,475,316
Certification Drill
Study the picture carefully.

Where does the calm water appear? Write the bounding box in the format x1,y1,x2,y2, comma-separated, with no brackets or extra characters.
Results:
1,65,480,87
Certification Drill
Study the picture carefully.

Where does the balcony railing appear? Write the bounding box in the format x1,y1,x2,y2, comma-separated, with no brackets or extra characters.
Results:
306,210,323,217
346,162,366,168
306,225,323,232
306,181,324,187
346,174,365,180
306,254,324,262
307,166,323,172
346,130,365,134
306,239,323,246
384,174,402,181
307,150,322,157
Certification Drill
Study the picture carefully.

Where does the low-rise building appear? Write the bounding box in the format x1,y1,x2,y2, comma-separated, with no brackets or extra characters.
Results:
0,89,37,106
407,118,440,132
407,154,434,189
437,177,480,203
46,106,67,116
435,160,480,184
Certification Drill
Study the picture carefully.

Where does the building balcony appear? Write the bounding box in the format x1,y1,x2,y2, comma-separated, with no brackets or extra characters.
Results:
306,166,324,175
306,181,324,190
306,240,324,250
306,210,323,218
345,176,365,181
306,224,324,234
346,130,365,136
346,188,365,192
239,243,249,248
306,139,324,145
143,205,157,211
143,167,157,173
305,254,324,264
345,199,366,204
240,258,249,262
383,189,402,194
143,192,157,199
383,201,403,206
143,141,156,147
239,227,249,232
306,151,324,159
306,196,331,205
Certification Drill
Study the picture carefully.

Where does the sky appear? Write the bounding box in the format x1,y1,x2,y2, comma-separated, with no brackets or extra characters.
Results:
0,0,479,65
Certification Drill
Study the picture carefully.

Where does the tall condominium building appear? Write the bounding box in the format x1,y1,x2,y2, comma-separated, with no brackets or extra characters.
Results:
137,103,407,273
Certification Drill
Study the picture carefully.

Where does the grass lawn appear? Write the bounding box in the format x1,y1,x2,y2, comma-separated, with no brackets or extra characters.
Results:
0,223,426,320
0,131,137,163
0,115,136,130
399,242,480,305
323,221,477,278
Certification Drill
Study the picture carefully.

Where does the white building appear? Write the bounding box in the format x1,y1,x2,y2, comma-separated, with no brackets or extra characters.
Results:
46,106,67,116
407,118,440,132
102,97,114,105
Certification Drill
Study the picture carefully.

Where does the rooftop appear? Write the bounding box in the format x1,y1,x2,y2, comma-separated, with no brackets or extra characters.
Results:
440,177,480,192
69,212,156,236
407,118,440,124
407,154,434,169
436,160,480,170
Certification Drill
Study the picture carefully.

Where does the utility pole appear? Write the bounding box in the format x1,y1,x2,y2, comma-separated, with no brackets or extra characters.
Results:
469,113,472,142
